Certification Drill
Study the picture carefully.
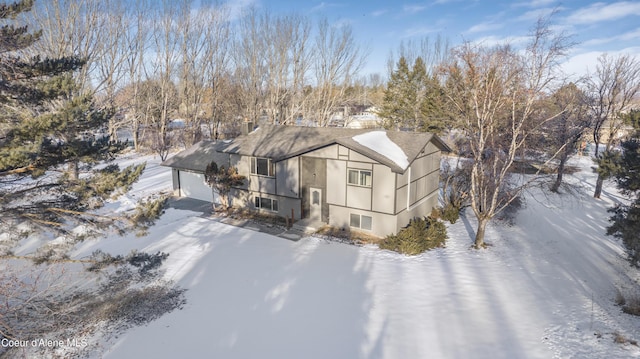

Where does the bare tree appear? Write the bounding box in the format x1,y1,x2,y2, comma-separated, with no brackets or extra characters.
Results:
263,13,311,126
146,0,181,160
388,35,450,77
308,18,365,126
174,0,212,147
540,83,591,192
28,0,107,93
93,0,131,142
120,0,152,151
441,18,572,248
200,3,231,140
586,54,640,198
232,6,268,124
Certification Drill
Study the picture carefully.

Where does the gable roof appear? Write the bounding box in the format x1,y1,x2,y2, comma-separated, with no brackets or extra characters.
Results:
223,124,451,173
161,140,231,173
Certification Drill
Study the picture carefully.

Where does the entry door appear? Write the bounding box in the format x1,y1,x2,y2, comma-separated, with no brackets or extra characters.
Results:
309,187,322,221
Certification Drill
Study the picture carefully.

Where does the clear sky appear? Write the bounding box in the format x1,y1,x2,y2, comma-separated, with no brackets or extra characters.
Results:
234,0,640,78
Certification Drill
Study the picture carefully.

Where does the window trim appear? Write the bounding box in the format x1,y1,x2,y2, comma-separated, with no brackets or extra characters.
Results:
254,196,279,212
250,157,275,177
349,213,372,231
347,168,372,187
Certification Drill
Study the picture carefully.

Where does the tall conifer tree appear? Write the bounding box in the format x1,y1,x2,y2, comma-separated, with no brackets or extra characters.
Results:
606,110,640,265
0,0,142,240
380,56,447,134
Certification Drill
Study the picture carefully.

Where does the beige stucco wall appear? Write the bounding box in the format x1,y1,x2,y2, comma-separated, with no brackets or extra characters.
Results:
225,137,443,236
395,150,441,215
328,205,398,238
326,159,347,206
276,157,300,198
371,164,395,214
346,185,371,210
303,144,339,159
395,190,439,231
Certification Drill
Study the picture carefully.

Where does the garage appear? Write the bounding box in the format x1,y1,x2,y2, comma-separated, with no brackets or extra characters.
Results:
178,170,221,204
162,140,230,205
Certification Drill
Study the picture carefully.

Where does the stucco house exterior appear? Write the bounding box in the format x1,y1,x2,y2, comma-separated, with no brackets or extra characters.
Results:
162,124,451,237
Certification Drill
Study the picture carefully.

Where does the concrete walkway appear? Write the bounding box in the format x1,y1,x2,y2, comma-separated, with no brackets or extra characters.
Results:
167,197,307,241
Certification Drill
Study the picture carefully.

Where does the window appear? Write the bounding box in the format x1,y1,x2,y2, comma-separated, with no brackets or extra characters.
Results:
350,214,360,228
361,216,372,230
350,213,372,230
347,169,372,187
250,157,275,176
254,196,278,212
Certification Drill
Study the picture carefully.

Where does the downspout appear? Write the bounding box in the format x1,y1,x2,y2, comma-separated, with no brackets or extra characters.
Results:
406,166,411,211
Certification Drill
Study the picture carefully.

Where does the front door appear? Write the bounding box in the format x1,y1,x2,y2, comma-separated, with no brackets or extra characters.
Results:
309,187,322,221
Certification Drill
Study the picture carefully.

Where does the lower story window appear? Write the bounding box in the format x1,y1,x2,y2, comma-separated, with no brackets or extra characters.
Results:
350,213,372,230
254,196,279,212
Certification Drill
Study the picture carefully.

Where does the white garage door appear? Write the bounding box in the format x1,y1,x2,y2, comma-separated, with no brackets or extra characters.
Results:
179,171,219,203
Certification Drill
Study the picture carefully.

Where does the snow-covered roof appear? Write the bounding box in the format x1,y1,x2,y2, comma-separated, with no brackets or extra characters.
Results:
352,131,409,170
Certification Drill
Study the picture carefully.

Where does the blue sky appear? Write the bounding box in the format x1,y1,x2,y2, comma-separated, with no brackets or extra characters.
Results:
234,0,640,78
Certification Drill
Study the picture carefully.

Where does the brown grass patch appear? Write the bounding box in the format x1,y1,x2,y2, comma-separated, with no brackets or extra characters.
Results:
218,207,287,226
314,225,382,245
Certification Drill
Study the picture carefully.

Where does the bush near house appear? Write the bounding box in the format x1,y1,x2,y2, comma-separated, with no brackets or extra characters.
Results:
432,204,462,224
379,216,447,255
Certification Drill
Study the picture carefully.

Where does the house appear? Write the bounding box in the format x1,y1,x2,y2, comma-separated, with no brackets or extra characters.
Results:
162,124,451,237
344,106,383,129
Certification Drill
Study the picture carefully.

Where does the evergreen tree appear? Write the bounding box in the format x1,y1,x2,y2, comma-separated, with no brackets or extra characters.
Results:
204,161,246,211
0,1,142,240
379,56,447,134
379,56,412,129
606,112,640,265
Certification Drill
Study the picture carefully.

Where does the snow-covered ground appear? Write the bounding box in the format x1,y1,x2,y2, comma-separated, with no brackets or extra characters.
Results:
12,152,640,358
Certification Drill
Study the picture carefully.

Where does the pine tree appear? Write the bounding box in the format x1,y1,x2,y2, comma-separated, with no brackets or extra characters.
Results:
0,1,142,240
379,56,448,134
379,56,412,129
606,112,640,265
204,161,246,211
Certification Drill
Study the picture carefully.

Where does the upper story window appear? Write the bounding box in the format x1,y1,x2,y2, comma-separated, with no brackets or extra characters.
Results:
347,169,372,187
250,157,275,177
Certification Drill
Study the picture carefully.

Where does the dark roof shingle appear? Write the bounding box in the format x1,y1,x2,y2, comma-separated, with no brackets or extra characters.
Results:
161,140,231,172
223,125,450,173
163,125,451,174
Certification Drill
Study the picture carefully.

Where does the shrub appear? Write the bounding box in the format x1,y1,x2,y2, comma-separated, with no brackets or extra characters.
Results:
615,289,640,317
441,203,461,224
379,216,447,255
440,158,470,224
622,295,640,316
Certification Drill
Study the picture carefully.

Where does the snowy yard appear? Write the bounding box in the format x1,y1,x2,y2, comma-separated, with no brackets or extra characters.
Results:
8,153,640,358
